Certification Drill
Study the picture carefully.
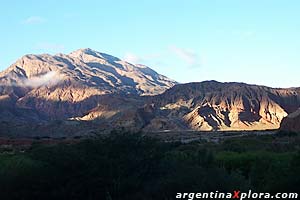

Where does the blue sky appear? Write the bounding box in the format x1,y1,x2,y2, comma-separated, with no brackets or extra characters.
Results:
1,0,300,87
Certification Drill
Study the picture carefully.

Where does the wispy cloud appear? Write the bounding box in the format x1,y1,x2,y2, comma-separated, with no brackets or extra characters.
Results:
22,16,46,25
124,47,204,68
124,52,142,64
23,71,62,88
34,42,65,52
169,46,202,67
1,71,64,88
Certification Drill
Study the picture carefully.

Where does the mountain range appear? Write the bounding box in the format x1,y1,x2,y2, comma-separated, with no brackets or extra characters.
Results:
0,48,175,120
0,48,299,137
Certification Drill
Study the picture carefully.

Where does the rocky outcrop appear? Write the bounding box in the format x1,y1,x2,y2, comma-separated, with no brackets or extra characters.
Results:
280,109,300,132
0,48,176,119
0,48,176,97
1,48,300,135
146,81,300,131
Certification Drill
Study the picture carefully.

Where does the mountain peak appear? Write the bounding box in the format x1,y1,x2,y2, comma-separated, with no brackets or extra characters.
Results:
68,48,121,63
0,48,176,97
71,48,96,54
68,48,100,57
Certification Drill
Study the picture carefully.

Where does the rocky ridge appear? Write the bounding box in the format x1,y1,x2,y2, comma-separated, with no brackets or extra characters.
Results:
280,108,300,132
0,49,300,136
144,81,300,131
0,48,176,120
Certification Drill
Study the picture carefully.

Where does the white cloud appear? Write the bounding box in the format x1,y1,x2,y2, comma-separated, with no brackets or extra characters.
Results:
0,71,64,88
169,46,202,67
124,48,204,68
23,71,62,88
124,52,142,64
22,16,46,24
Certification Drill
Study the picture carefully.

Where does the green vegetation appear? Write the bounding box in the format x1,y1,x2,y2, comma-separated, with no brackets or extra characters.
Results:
0,131,300,200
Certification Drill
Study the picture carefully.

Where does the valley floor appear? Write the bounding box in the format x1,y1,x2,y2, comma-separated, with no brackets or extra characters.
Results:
0,129,277,151
0,130,299,199
144,129,277,143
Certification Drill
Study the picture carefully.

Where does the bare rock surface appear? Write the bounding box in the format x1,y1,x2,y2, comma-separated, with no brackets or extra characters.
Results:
0,48,176,120
1,49,300,136
280,108,300,132
146,81,300,131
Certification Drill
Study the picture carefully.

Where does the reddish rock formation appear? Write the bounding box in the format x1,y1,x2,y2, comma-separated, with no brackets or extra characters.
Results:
147,81,300,131
0,49,300,134
0,48,176,119
280,109,300,132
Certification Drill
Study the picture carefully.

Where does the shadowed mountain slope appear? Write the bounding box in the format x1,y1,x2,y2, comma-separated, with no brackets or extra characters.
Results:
143,81,300,131
280,108,300,132
0,48,176,121
0,49,300,135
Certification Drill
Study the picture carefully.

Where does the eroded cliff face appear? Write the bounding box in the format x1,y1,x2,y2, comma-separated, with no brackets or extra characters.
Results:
182,100,287,131
0,49,300,133
145,81,300,131
280,109,300,132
